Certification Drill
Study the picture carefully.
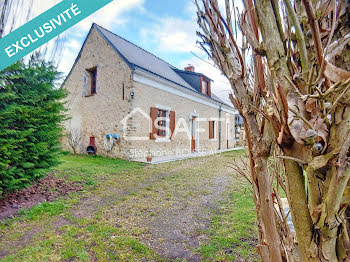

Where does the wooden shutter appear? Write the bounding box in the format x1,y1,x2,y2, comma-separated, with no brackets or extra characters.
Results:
209,120,215,139
169,111,175,138
82,71,91,96
94,67,99,93
150,107,158,139
209,121,213,139
208,81,211,97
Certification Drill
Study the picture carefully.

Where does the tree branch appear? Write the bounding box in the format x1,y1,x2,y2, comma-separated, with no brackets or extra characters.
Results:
284,0,309,78
302,0,323,67
210,1,245,77
277,155,307,165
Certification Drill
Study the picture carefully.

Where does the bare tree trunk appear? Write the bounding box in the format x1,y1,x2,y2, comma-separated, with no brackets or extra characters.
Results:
284,160,319,261
254,0,350,260
195,0,350,260
251,1,320,259
232,79,283,261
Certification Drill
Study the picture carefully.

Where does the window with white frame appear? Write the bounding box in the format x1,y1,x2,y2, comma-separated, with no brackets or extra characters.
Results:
209,120,216,139
149,105,175,142
157,109,168,137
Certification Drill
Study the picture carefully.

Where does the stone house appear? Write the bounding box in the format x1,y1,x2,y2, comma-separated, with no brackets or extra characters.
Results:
62,23,240,160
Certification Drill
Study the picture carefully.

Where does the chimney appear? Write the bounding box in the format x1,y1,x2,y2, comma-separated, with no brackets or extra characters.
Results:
184,65,195,72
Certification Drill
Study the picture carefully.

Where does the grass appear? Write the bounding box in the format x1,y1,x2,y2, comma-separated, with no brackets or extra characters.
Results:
17,200,69,221
0,154,153,262
0,151,258,261
1,218,157,262
54,154,142,186
199,185,258,261
0,155,142,226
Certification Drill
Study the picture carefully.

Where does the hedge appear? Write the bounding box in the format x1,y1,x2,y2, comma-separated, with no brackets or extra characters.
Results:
0,60,66,194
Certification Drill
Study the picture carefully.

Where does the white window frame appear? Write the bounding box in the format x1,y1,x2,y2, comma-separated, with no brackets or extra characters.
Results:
209,118,217,141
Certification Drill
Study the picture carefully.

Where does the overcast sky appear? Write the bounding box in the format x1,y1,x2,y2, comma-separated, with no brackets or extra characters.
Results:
15,0,244,104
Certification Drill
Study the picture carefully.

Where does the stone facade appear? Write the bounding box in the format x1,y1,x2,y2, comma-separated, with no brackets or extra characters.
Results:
129,74,237,159
62,26,239,160
62,28,134,158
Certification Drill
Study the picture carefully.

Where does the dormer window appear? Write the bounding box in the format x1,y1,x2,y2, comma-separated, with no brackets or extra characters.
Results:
201,77,211,96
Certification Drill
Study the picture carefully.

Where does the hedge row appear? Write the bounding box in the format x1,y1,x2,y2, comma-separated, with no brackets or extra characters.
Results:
0,60,66,194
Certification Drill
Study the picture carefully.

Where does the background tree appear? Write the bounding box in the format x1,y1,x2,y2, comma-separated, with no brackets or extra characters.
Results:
0,58,66,194
195,0,350,261
0,0,67,195
0,0,64,62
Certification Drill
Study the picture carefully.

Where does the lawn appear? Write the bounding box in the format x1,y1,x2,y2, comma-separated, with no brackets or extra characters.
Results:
0,151,258,261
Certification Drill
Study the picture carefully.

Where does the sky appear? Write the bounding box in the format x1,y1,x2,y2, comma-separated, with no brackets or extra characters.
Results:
14,0,245,104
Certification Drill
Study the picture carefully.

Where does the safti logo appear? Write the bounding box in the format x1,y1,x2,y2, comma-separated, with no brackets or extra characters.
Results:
121,108,152,141
121,107,230,141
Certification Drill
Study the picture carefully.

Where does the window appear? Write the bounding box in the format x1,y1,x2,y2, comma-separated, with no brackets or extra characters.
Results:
202,79,208,95
88,68,97,95
150,107,175,140
157,109,167,137
209,120,215,139
201,77,211,96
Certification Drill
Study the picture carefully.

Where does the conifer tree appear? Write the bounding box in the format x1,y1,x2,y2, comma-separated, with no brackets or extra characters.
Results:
0,58,66,194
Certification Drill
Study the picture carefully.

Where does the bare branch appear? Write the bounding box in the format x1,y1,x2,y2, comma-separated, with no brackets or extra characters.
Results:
327,81,350,115
289,108,314,130
302,0,323,67
276,155,307,165
284,0,309,78
210,2,245,77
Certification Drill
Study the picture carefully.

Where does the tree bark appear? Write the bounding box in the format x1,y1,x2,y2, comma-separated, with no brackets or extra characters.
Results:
195,0,350,260
233,79,283,262
254,0,320,260
284,159,320,261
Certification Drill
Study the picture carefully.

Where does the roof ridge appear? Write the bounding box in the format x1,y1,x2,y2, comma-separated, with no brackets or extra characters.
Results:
174,68,213,81
90,23,233,109
174,68,201,75
93,23,176,69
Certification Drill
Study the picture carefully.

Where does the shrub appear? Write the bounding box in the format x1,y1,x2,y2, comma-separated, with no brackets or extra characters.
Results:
0,59,66,194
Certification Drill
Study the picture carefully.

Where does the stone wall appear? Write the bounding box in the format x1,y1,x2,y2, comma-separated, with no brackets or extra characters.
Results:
127,79,237,159
62,28,134,158
62,27,238,160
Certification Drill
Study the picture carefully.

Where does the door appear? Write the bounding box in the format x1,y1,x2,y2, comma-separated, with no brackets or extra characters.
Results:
191,117,196,152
